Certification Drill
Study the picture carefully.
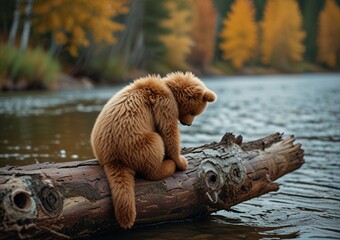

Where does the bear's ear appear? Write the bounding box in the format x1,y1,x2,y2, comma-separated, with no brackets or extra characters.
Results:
203,90,217,102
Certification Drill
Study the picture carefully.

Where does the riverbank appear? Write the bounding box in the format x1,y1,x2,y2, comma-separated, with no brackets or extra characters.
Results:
50,63,336,91
1,63,336,91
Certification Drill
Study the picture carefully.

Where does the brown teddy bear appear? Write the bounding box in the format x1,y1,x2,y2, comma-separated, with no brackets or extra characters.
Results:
91,72,216,228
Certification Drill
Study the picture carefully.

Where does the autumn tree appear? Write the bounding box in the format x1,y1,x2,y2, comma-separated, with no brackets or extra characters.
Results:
159,0,193,70
261,0,306,70
189,0,217,71
33,0,129,56
317,0,340,68
219,0,257,69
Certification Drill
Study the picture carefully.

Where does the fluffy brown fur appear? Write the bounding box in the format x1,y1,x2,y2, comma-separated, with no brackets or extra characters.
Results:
91,72,216,229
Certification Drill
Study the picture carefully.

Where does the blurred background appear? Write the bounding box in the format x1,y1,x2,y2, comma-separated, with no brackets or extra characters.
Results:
1,1,340,239
0,0,339,90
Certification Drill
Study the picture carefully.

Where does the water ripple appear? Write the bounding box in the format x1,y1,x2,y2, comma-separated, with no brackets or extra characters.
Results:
1,73,340,239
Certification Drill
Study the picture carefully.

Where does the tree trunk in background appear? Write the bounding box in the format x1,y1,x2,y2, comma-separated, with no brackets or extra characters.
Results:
20,0,34,50
0,133,304,239
115,0,145,69
8,0,21,45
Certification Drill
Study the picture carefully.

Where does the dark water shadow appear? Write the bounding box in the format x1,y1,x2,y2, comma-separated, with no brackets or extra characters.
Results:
86,215,299,240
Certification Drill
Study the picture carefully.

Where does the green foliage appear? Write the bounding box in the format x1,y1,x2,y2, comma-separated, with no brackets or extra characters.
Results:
143,0,169,70
86,54,126,82
211,61,235,75
0,1,14,36
299,0,325,62
0,44,60,89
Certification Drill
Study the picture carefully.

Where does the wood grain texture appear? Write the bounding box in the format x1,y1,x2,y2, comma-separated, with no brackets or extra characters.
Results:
0,132,304,239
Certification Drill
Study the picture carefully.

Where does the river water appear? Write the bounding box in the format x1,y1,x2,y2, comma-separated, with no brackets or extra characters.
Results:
0,73,339,239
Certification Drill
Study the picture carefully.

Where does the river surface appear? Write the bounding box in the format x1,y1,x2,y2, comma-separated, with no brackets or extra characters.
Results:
0,73,339,239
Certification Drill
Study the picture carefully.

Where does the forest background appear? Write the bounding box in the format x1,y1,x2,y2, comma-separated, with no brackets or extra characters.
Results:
0,0,339,90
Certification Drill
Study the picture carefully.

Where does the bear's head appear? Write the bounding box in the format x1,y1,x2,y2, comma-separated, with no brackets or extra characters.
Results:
164,72,217,126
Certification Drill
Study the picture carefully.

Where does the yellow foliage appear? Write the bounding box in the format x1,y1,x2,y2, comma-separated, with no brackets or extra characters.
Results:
159,1,193,69
33,0,129,56
219,0,257,69
55,31,67,45
317,0,340,68
261,0,306,67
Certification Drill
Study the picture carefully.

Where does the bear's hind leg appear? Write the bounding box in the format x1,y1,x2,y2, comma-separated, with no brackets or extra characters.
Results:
132,132,176,181
144,159,176,181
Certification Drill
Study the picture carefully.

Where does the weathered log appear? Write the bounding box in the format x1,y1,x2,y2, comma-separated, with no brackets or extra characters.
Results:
0,132,304,239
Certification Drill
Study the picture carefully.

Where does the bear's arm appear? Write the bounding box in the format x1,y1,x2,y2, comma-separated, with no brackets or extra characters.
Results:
153,97,182,165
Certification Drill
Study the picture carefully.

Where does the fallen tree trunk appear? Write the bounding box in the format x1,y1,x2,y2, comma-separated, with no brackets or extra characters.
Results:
0,132,304,239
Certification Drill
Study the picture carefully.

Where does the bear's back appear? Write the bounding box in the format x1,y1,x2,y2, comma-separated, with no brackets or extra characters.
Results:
93,76,172,145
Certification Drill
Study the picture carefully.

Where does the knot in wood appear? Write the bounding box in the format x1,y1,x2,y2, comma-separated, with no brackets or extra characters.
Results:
229,162,246,185
198,160,225,204
206,171,219,190
11,189,33,212
2,177,37,222
40,187,63,217
197,148,247,207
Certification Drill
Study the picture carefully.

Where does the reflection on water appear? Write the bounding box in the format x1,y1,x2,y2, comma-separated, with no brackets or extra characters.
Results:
109,215,299,240
0,88,116,166
0,74,340,239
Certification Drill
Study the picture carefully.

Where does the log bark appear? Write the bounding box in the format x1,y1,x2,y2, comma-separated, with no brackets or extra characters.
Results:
0,132,304,239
